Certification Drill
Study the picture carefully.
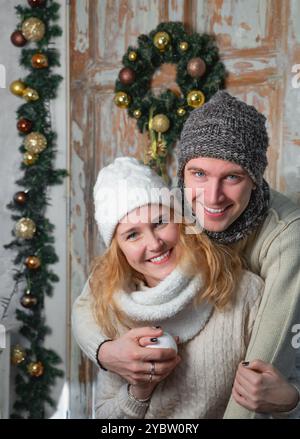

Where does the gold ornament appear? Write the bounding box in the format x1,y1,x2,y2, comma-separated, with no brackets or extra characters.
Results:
27,361,44,377
23,152,38,166
128,51,137,62
21,17,45,42
187,90,205,108
31,53,48,69
114,91,131,109
179,41,189,51
25,255,41,270
20,290,38,308
151,114,170,133
153,31,171,52
157,139,167,156
177,107,186,116
15,217,36,239
22,87,39,102
10,80,26,97
133,109,142,119
24,132,47,154
11,345,26,365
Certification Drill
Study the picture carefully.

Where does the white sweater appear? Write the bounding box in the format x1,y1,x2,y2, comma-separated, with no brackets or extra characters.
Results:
95,271,263,419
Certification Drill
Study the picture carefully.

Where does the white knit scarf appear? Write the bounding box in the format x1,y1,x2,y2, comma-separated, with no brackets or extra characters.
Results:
116,268,214,343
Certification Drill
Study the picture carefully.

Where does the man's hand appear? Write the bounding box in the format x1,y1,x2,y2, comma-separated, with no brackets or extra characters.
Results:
98,327,180,386
232,359,299,413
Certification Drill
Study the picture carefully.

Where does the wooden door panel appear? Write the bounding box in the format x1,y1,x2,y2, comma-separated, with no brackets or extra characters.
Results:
196,0,282,51
94,0,162,61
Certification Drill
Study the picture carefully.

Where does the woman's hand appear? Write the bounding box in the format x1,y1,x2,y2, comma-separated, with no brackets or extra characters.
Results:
98,327,181,387
232,359,299,413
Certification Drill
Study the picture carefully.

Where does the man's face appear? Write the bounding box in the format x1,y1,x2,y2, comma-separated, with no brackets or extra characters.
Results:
184,157,256,232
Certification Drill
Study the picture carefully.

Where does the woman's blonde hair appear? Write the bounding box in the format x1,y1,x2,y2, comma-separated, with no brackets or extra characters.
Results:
90,222,243,339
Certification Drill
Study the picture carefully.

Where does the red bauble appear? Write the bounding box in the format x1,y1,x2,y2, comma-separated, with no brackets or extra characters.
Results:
119,67,136,85
25,255,41,270
14,191,28,206
27,0,46,7
17,118,33,134
187,57,206,78
10,30,27,47
31,53,48,69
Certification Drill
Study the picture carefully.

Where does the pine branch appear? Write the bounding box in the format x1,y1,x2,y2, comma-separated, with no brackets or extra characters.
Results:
6,0,66,419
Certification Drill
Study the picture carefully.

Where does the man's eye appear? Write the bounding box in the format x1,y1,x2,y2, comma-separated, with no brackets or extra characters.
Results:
193,171,205,177
226,175,238,180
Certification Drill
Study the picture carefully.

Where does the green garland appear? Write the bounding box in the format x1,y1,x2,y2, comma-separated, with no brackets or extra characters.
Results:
4,0,67,419
114,22,226,178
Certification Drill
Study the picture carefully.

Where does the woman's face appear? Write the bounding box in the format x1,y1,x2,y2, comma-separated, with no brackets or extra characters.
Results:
116,204,180,287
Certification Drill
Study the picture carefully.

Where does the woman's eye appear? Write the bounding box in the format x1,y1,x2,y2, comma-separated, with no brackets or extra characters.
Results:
127,231,138,241
226,175,238,181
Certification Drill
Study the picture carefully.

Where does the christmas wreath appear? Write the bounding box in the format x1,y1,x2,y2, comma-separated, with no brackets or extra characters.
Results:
114,22,226,179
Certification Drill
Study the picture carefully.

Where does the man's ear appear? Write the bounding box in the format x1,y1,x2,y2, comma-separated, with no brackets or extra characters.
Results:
252,183,257,190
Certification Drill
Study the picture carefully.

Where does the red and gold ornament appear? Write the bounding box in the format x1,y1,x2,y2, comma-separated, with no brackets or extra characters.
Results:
31,53,48,69
23,152,38,166
11,345,26,365
27,361,44,377
152,114,170,133
25,255,41,270
24,132,47,154
21,17,45,42
17,118,33,134
14,191,28,206
10,30,27,47
10,80,26,97
22,87,39,102
187,90,205,108
119,67,136,85
128,51,137,62
153,31,171,52
114,91,131,109
15,217,36,239
187,57,206,78
20,289,38,308
28,0,46,7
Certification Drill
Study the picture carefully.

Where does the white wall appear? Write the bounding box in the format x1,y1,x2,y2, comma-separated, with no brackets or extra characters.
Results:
0,0,68,418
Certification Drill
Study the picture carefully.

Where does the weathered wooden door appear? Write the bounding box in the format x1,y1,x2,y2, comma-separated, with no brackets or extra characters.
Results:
69,0,300,418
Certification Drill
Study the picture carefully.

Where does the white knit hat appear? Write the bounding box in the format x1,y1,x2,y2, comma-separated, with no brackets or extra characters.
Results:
94,157,180,247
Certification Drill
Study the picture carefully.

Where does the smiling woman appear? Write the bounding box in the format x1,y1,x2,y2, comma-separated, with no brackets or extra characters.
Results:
89,157,242,343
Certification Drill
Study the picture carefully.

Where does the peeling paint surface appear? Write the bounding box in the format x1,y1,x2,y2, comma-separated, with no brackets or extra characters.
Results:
75,0,89,53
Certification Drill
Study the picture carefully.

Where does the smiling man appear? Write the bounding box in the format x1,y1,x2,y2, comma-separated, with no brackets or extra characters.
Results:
177,90,300,418
184,157,255,233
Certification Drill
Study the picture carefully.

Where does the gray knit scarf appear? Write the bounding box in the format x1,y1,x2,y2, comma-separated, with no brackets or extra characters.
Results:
179,178,270,244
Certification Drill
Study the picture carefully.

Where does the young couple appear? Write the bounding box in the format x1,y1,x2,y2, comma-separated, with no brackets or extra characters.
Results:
72,91,300,419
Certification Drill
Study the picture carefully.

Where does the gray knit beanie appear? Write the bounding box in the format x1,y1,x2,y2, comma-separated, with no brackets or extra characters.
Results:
177,90,270,244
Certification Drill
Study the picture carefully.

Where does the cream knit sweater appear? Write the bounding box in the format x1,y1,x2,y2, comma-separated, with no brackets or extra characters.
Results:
95,271,263,419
